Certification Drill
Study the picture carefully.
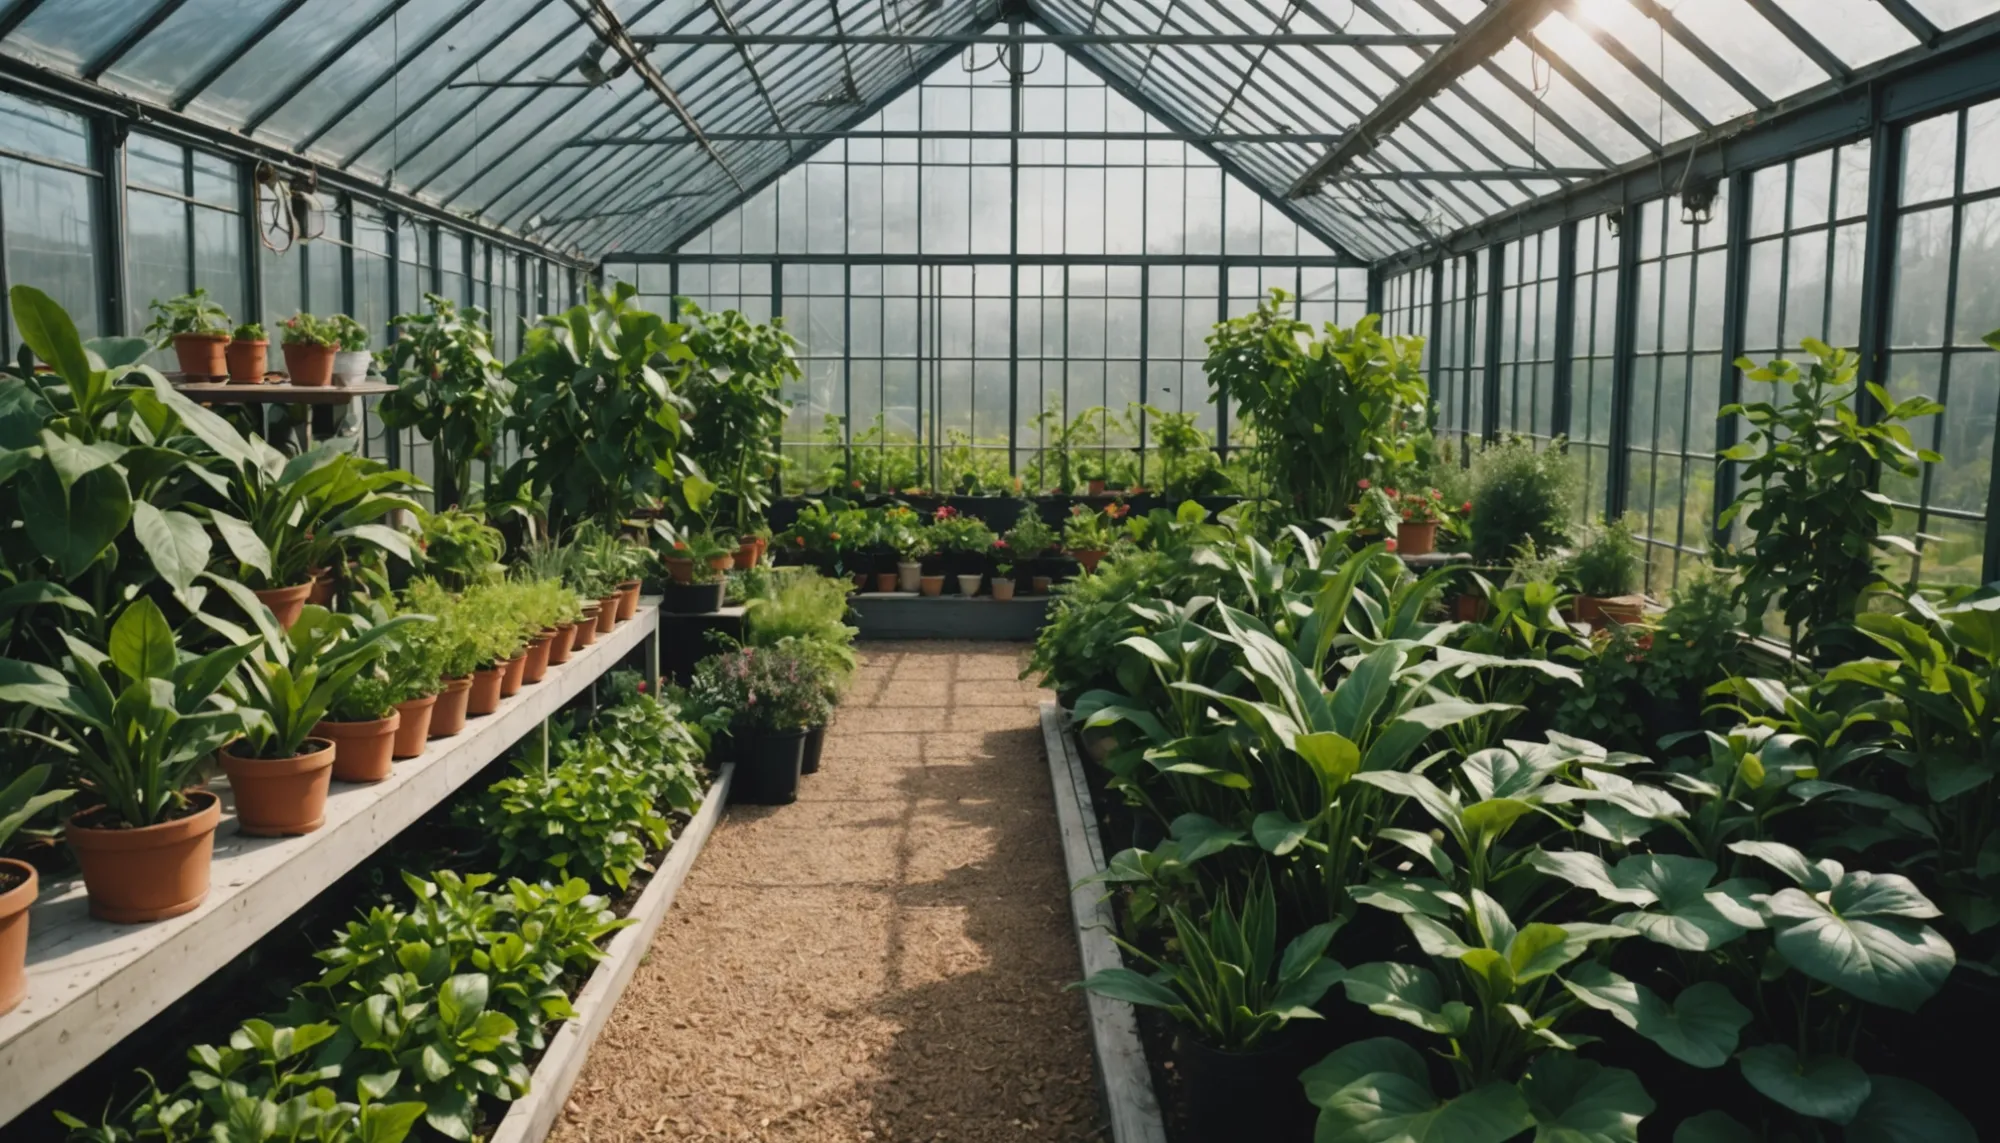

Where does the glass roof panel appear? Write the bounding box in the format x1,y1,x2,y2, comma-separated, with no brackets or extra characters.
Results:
1566,0,1755,123
6,0,160,71
1912,0,2000,27
98,0,281,103
1661,0,1826,102
180,0,399,131
1766,0,1919,68
1528,14,1701,147
254,0,478,150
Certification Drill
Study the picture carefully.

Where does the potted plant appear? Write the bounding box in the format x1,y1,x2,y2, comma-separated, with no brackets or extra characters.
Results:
225,322,267,383
956,572,983,597
1062,503,1121,574
315,663,401,784
1394,486,1453,557
382,606,449,757
407,580,480,738
414,508,506,591
145,289,231,378
1075,876,1340,1139
379,295,512,507
0,763,72,1012
329,315,371,385
1571,514,1644,626
991,562,1016,602
279,313,341,387
224,605,411,834
1467,434,1578,565
660,532,730,614
456,584,525,717
925,506,996,592
692,647,827,805
0,600,256,923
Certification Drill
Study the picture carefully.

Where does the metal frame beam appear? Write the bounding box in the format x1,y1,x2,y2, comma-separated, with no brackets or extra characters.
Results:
170,0,310,110
564,0,744,192
1286,0,1567,197
630,30,1453,46
1374,15,2000,275
244,0,414,133
295,0,490,153
567,129,1348,145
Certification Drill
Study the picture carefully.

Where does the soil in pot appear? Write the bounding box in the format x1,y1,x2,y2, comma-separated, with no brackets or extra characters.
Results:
736,727,806,805
0,858,36,1014
432,676,474,735
991,578,1016,602
222,739,336,836
919,575,945,597
955,573,982,597
392,693,438,758
617,580,641,620
661,580,725,615
546,622,578,665
317,713,402,783
596,595,620,633
252,581,314,630
499,652,527,697
522,633,554,684
282,342,335,387
224,339,267,383
66,791,223,924
1176,1030,1322,1142
172,332,229,378
467,666,504,716
574,605,601,647
802,724,827,775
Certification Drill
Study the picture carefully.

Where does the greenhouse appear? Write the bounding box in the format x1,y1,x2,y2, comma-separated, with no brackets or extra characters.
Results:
1,0,1998,1140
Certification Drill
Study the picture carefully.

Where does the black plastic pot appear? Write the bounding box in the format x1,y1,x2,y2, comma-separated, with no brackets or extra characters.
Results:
802,724,827,775
661,580,726,615
1177,1031,1321,1142
735,726,806,805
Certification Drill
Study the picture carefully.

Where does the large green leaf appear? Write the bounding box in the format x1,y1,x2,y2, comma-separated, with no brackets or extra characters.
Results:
10,284,91,389
1521,1055,1652,1143
1670,1111,1759,1143
1074,967,1184,1012
1306,1038,1533,1143
1736,1044,1869,1124
1612,856,1756,952
1338,962,1467,1034
1563,965,1748,1068
1844,1076,1977,1143
131,502,211,598
1168,813,1247,862
21,458,129,579
1761,881,1954,1011
108,597,178,681
1254,811,1314,856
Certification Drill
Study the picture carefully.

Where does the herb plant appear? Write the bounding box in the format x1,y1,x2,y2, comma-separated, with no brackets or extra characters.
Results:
144,289,231,342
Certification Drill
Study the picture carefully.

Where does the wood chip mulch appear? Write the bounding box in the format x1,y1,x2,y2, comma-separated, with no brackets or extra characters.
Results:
551,642,1108,1143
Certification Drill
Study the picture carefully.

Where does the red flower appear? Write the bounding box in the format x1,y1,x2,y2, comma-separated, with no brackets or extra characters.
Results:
1461,501,1473,513
674,541,687,550
1357,479,1371,490
935,505,959,519
635,680,648,693
1385,537,1399,552
994,538,1009,548
1385,488,1399,499
795,536,805,546
1430,489,1443,499
1107,502,1129,519
851,480,862,488
829,532,841,540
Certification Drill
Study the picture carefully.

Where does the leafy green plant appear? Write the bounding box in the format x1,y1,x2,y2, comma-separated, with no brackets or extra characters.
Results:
0,598,254,828
1145,405,1231,498
227,604,417,759
1468,435,1578,564
1643,562,1742,698
1075,873,1341,1051
144,289,231,343
690,646,829,732
925,505,995,554
678,301,799,536
1719,339,1941,659
1569,513,1642,597
477,737,669,891
378,296,512,507
1203,292,1427,519
1552,622,1648,751
0,761,71,855
278,313,343,348
414,508,504,591
1003,506,1057,557
746,571,856,681
232,322,265,342
1061,504,1122,550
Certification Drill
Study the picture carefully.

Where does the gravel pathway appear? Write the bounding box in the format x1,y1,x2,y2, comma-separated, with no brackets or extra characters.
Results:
550,642,1106,1143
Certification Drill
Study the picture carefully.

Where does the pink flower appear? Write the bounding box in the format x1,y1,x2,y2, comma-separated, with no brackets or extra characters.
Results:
1385,537,1399,552
1357,479,1371,490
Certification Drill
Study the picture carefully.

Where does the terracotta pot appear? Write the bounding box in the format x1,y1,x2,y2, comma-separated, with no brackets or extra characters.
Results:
919,575,944,597
306,567,333,606
252,581,314,629
1072,548,1107,574
663,556,694,585
706,553,733,574
617,579,641,620
316,714,401,783
522,632,554,684
467,666,504,716
392,693,439,757
1396,520,1438,557
1453,595,1491,623
171,332,229,378
433,675,475,734
1087,479,1107,495
1591,594,1647,627
499,652,527,697
224,339,267,383
992,578,1016,602
573,606,601,647
66,791,222,923
546,622,578,665
1032,576,1053,594
282,341,335,387
221,740,335,836
596,595,620,633
874,572,898,593
852,572,869,591
0,858,35,1014
732,540,759,570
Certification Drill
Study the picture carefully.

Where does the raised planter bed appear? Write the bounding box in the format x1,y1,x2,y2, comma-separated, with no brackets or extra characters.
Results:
490,762,734,1143
850,592,1051,641
1038,702,1168,1143
0,604,663,1126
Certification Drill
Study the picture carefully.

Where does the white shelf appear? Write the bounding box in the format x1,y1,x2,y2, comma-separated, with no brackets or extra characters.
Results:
0,604,661,1126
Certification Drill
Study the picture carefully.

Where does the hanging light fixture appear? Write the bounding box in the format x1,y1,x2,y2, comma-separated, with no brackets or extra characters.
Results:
1680,174,1718,225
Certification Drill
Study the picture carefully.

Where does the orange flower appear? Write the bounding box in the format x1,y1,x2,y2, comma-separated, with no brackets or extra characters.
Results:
829,532,841,540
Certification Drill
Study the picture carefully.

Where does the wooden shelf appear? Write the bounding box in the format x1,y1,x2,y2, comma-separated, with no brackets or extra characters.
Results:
171,379,395,405
0,604,661,1126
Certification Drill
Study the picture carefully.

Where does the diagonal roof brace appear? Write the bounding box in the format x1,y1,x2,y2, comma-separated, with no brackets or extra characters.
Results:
1285,0,1570,198
563,0,745,194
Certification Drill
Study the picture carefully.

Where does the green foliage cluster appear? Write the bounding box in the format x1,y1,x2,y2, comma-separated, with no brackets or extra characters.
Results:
689,645,833,733
377,295,511,506
1568,513,1642,597
1467,435,1578,564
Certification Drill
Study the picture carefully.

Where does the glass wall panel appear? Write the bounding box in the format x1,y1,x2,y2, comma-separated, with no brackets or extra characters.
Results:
1571,218,1621,521
0,94,102,355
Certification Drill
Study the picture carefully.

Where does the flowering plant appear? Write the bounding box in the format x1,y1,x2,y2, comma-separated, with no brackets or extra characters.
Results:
1062,505,1119,550
928,508,996,553
1350,486,1401,535
689,646,830,733
1396,487,1453,525
1003,505,1057,556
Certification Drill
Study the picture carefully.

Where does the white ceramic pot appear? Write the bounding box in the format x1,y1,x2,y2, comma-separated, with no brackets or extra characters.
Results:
897,560,922,593
332,350,372,385
956,574,982,597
